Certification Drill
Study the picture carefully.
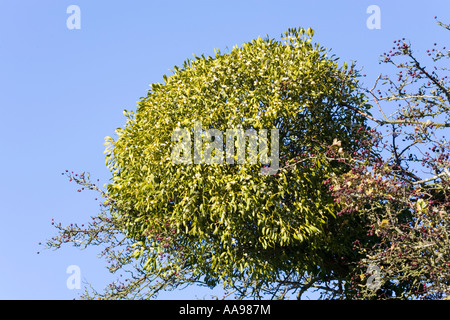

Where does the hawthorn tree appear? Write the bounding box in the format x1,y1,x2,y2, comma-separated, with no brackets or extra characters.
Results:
46,27,376,299
329,18,450,300
44,21,450,300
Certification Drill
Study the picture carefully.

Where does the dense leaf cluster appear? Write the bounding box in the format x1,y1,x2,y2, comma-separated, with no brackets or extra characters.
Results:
45,22,450,299
102,27,371,293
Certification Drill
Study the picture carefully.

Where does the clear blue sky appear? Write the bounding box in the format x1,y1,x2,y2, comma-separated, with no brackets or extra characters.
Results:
0,0,448,300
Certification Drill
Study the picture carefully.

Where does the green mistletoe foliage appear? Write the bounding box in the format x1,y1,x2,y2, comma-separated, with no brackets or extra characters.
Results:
46,20,450,300
101,27,372,294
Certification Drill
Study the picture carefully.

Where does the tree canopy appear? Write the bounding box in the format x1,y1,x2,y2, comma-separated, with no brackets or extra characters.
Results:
46,22,450,300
